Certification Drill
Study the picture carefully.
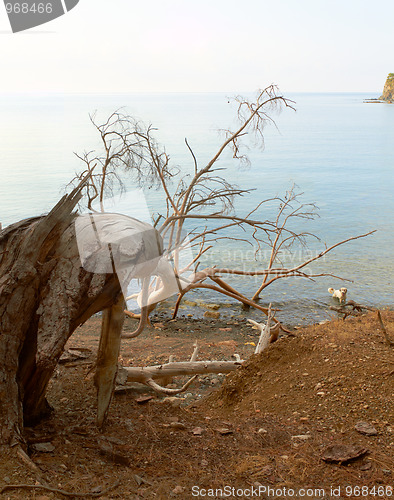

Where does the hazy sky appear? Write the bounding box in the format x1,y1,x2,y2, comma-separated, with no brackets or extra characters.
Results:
1,0,393,93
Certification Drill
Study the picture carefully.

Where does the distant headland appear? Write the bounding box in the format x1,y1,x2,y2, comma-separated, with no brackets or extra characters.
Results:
364,73,394,103
381,73,394,101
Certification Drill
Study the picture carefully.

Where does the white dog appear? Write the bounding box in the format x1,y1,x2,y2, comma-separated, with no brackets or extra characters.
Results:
328,287,347,304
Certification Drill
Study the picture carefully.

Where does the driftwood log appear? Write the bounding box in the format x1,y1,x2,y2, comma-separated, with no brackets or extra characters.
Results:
116,341,245,395
329,300,375,320
0,185,163,444
115,313,277,396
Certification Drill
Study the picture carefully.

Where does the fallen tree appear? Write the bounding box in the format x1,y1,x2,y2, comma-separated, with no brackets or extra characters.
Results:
0,182,165,444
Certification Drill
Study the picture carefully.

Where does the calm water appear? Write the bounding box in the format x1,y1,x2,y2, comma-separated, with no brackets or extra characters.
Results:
0,92,393,324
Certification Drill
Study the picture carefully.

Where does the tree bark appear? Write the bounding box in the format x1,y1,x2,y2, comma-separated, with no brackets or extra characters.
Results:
0,188,122,444
95,294,125,427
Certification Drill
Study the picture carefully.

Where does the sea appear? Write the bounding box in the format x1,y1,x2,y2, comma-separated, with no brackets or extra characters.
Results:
0,92,393,325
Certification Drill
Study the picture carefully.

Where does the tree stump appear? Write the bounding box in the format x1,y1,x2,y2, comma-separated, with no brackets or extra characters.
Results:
0,186,162,445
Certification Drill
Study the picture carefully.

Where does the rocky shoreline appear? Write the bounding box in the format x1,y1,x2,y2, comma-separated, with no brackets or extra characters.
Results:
365,72,394,103
364,98,388,103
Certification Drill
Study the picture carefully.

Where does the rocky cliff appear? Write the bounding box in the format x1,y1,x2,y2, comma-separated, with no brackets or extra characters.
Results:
380,73,394,101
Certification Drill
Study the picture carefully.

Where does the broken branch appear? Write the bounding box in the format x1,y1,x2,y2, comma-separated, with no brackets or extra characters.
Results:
0,479,121,498
377,310,394,347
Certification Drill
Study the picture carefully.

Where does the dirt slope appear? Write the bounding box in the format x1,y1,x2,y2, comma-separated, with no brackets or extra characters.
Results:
0,311,393,499
205,312,393,425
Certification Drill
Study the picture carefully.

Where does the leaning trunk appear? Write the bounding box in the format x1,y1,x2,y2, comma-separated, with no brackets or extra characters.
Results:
0,188,122,444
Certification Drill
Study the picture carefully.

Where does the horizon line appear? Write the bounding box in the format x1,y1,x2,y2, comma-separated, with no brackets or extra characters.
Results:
0,90,381,96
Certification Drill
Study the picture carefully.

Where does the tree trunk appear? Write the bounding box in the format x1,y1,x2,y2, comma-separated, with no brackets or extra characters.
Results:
0,187,122,444
95,294,125,427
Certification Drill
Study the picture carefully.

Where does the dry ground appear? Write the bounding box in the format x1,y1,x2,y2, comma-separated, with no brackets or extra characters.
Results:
0,310,393,499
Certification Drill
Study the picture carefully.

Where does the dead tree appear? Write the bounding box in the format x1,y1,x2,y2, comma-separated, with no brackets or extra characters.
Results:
0,183,164,445
69,90,374,329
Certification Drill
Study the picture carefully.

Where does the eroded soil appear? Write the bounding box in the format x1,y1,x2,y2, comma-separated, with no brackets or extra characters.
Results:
0,311,393,499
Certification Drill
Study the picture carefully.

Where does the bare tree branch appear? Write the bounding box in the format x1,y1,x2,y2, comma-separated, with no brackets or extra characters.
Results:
69,89,375,338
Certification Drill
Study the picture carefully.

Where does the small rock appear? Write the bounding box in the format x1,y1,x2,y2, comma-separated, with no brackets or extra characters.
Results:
3,477,10,484
59,349,89,364
168,416,179,423
291,434,312,440
192,427,203,435
135,395,154,404
31,442,55,453
162,397,184,407
257,428,268,434
203,310,220,319
172,485,185,495
322,444,369,464
170,422,186,430
355,421,378,436
184,300,197,307
205,303,220,310
360,462,372,471
216,427,233,435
